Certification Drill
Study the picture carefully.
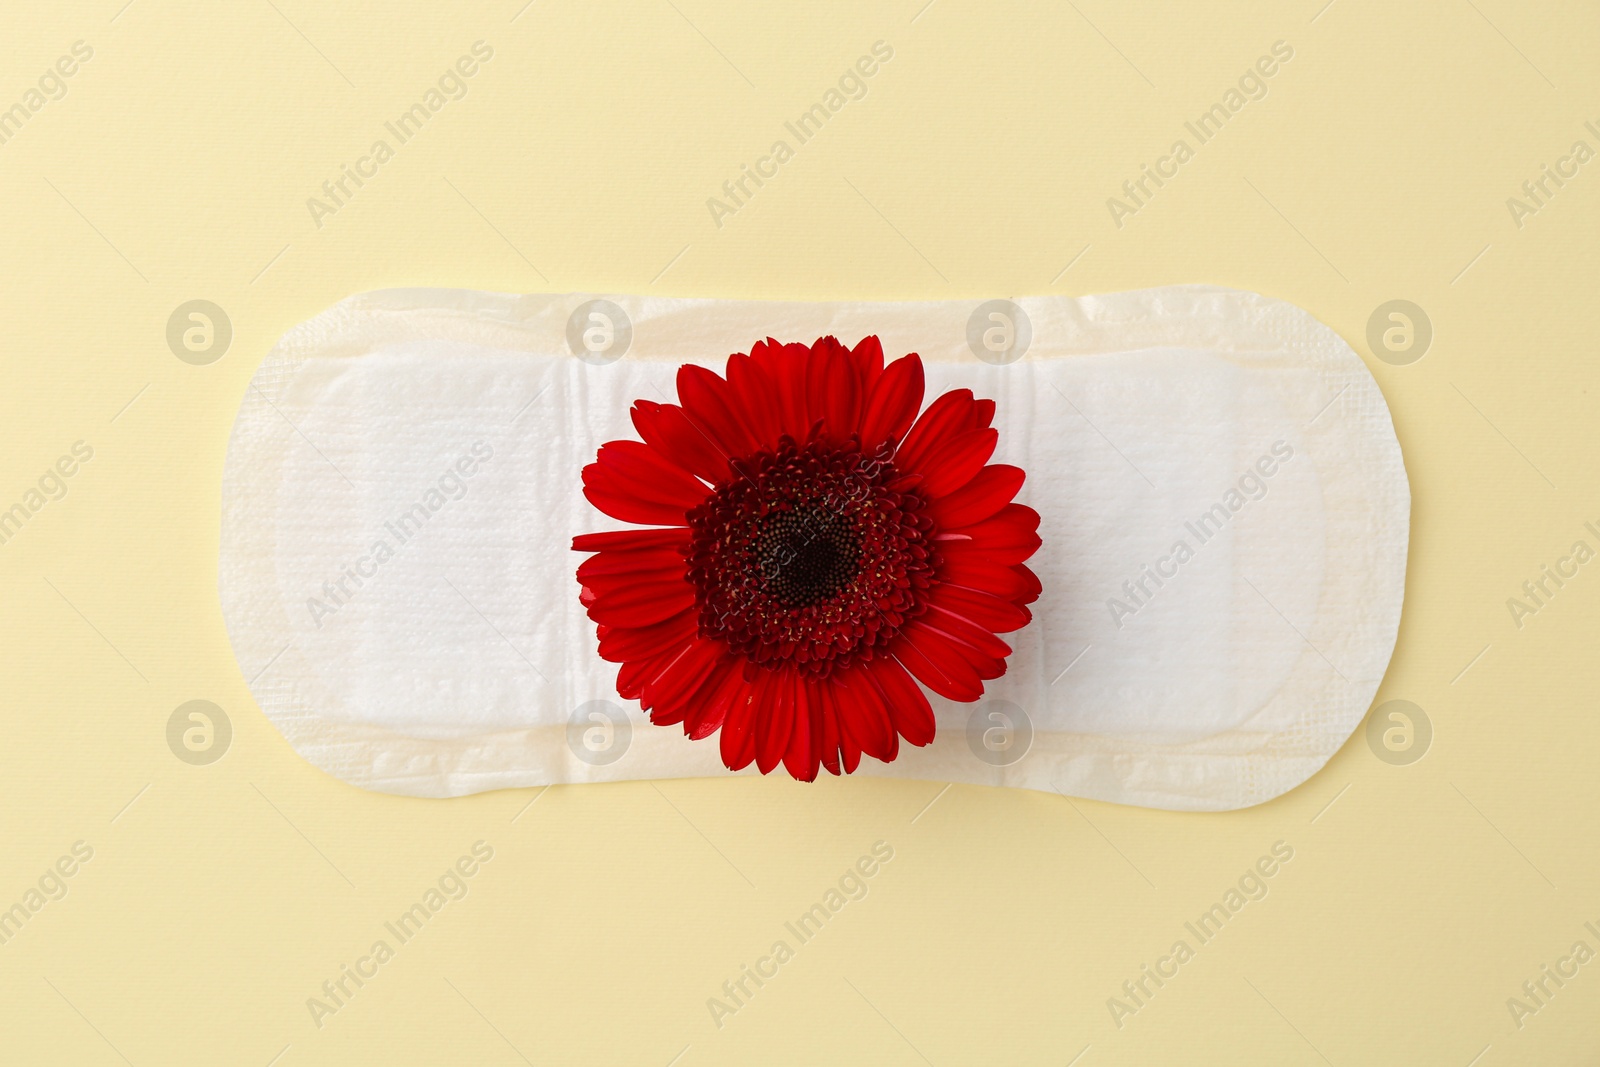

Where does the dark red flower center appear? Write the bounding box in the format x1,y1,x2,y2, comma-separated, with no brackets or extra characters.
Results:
685,433,937,677
755,505,861,609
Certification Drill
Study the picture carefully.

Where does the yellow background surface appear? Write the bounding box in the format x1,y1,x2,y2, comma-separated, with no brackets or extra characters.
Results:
2,1,1597,1063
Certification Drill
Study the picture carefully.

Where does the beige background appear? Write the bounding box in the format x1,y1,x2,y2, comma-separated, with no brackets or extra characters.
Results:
1,1,1596,1063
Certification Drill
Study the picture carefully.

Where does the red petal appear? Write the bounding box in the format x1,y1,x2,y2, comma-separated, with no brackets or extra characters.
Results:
632,400,730,485
834,702,878,766
865,657,936,747
677,364,758,458
616,646,681,700
577,546,685,583
573,528,688,553
897,389,975,470
650,644,733,726
1011,563,1042,606
916,428,998,497
641,638,723,716
755,669,795,774
754,338,813,443
937,555,1037,602
895,625,985,701
838,700,864,767
584,579,695,628
836,668,896,762
935,504,1041,565
685,660,746,739
849,336,885,395
925,464,1024,529
927,583,1032,634
596,609,697,662
858,353,925,450
726,353,785,452
783,674,820,781
720,671,764,771
917,606,1012,669
748,337,780,369
807,337,858,443
580,483,686,528
818,693,843,776
588,441,708,509
826,682,863,773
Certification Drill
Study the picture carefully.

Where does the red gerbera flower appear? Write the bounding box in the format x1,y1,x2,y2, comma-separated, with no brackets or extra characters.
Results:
573,336,1041,781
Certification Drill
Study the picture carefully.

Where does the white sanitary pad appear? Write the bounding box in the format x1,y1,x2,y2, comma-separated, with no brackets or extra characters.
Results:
219,285,1409,810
